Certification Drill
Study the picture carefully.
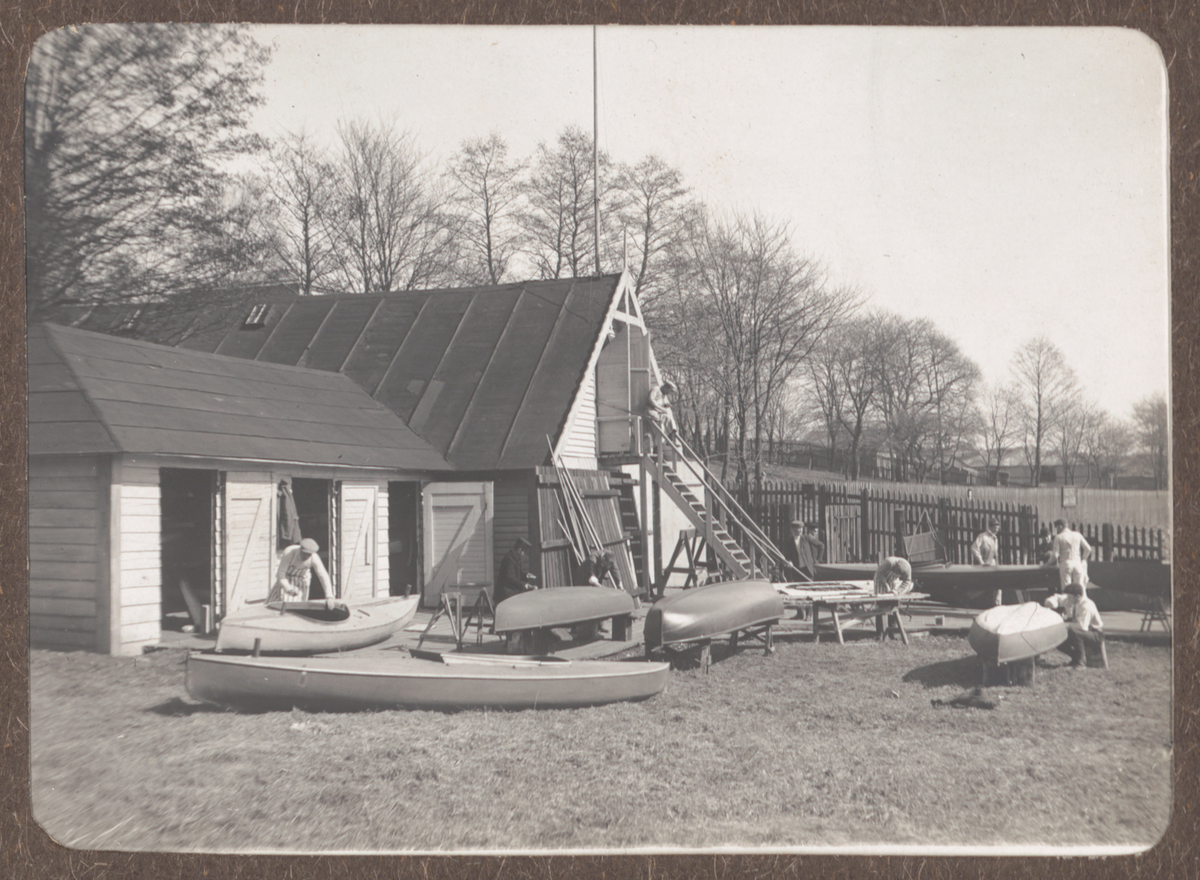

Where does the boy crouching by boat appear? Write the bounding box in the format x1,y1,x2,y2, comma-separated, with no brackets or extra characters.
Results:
1044,579,1105,667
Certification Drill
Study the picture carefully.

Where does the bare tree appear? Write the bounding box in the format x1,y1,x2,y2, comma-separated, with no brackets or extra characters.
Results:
614,154,690,319
1010,337,1079,486
1053,398,1099,486
25,24,271,322
325,120,458,293
1080,411,1133,488
446,132,526,285
675,209,857,490
262,131,337,295
520,126,621,279
1131,392,1169,489
805,313,880,479
979,383,1022,483
872,318,980,483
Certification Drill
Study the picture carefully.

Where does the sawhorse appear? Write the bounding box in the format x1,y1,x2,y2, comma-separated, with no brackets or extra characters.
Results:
655,529,712,598
417,590,497,651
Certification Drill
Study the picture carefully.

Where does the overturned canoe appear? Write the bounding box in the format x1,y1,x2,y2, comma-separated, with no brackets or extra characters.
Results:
214,595,418,654
814,562,1061,607
644,579,785,650
968,602,1069,665
493,586,635,634
186,650,670,711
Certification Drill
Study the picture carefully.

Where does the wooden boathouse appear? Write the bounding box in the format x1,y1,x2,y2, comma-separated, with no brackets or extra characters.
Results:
38,272,776,653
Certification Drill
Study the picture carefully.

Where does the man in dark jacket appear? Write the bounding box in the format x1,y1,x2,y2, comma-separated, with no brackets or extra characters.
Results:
782,519,824,580
495,537,537,605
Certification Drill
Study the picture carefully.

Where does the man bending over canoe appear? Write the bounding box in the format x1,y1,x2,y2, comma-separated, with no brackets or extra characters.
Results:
874,556,914,596
1044,579,1104,667
269,537,336,607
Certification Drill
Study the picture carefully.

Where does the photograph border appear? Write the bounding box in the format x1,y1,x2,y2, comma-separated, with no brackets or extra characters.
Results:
2,2,1195,878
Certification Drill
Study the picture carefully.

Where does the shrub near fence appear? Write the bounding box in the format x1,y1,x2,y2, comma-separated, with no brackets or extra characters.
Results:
740,481,1165,566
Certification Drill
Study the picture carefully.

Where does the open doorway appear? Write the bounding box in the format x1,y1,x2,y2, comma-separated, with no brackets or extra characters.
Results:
388,482,420,596
160,468,215,632
290,477,333,580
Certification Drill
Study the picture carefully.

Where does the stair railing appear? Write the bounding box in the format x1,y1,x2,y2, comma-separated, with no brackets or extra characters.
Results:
645,420,792,580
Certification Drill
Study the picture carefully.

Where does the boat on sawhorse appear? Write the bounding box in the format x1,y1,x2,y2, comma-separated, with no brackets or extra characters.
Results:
968,602,1068,665
815,562,1061,608
214,595,419,655
493,586,636,653
644,579,785,671
185,649,671,711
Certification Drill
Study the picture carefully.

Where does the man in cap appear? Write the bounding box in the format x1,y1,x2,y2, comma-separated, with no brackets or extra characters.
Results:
270,537,335,606
644,379,679,459
783,519,824,581
1052,518,1093,595
1044,578,1105,667
495,537,538,605
971,518,1002,605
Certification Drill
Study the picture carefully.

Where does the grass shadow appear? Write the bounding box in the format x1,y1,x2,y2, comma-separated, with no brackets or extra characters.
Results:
901,653,982,689
145,696,230,716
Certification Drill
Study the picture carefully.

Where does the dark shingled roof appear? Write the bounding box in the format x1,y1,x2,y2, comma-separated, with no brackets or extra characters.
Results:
28,323,453,472
69,275,626,471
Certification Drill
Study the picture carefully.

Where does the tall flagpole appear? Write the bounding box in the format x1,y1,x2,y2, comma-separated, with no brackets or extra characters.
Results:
593,25,601,276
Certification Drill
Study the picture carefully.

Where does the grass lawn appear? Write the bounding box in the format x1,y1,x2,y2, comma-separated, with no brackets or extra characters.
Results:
29,631,1171,854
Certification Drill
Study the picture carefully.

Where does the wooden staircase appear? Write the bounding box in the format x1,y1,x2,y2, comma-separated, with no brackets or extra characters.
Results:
641,425,791,583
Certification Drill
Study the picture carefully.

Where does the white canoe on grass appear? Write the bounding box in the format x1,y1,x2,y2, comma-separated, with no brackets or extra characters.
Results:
214,595,418,655
968,602,1068,665
186,650,671,711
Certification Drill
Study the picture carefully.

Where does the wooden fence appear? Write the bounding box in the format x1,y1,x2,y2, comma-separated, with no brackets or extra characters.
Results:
737,481,1166,566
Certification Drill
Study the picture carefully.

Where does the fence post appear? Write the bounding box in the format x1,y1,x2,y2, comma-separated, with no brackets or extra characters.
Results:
937,496,952,563
893,509,907,558
860,488,871,562
1101,523,1114,563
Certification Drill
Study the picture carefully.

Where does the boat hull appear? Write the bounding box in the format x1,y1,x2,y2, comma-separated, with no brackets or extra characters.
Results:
645,579,785,649
967,602,1069,665
215,595,418,654
186,651,670,711
493,586,635,634
814,563,1060,608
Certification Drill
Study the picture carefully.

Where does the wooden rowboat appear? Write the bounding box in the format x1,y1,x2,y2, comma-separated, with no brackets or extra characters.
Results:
968,602,1069,665
185,650,670,711
493,586,635,633
814,562,1061,608
644,579,785,650
214,595,418,655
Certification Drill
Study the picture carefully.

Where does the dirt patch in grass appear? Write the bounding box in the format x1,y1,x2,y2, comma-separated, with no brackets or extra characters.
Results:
29,634,1171,854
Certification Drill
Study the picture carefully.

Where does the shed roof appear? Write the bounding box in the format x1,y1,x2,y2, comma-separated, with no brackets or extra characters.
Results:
28,323,453,471
69,275,628,470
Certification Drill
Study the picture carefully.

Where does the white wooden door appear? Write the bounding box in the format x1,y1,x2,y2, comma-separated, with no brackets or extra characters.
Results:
422,482,493,606
223,475,274,613
596,323,632,453
339,482,378,601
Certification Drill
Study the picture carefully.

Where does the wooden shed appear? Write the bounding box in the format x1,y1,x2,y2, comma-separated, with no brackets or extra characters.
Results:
57,272,754,609
28,323,453,655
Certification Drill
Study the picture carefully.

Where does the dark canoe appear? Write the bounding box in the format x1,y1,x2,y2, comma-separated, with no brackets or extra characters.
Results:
186,651,670,711
968,602,1069,664
493,586,635,634
814,562,1061,608
644,579,785,650
1086,561,1170,611
214,595,418,654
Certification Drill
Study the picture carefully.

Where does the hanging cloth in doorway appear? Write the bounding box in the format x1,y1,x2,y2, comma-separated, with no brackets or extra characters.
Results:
278,480,302,549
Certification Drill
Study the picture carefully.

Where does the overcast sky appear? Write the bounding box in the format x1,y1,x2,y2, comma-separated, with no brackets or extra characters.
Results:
249,25,1169,418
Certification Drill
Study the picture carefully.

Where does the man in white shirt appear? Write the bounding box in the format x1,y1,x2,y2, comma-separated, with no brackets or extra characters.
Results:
270,537,335,605
873,556,913,596
971,518,1002,605
1045,580,1104,667
1052,518,1093,594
